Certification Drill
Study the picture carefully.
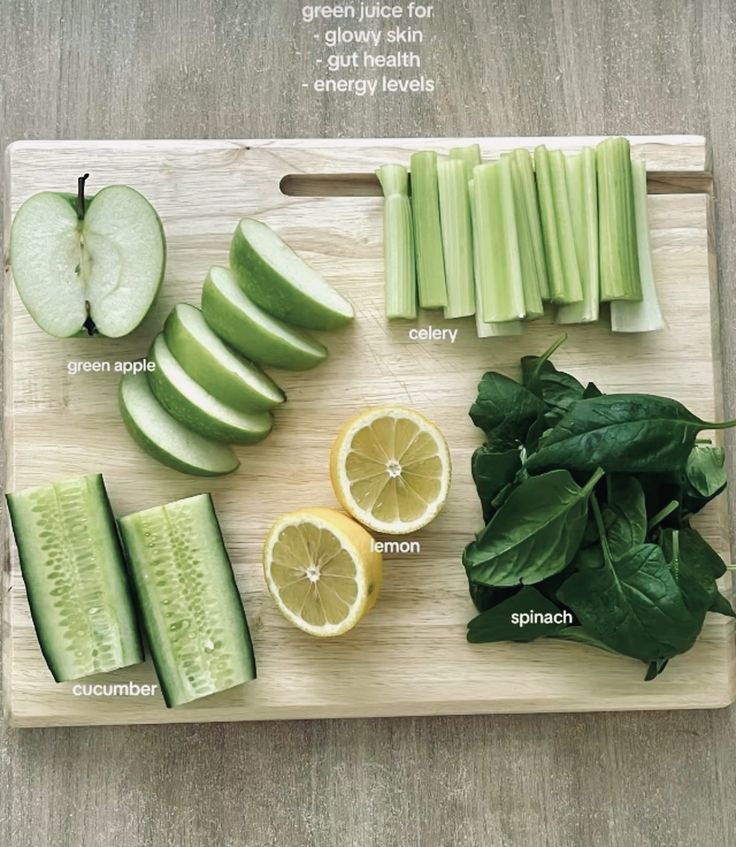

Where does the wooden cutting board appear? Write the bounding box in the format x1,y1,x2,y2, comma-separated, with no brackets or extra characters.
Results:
3,136,733,727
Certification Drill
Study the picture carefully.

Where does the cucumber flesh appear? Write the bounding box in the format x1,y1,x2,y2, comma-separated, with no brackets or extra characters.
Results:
119,372,240,476
164,303,285,412
118,493,256,707
201,266,327,371
230,217,354,330
6,474,143,681
148,334,273,445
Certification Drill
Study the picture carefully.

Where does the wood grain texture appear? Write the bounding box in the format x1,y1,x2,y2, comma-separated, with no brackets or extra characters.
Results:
2,1,736,845
4,137,732,728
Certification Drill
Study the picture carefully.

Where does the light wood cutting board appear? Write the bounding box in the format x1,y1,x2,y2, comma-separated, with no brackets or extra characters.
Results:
3,136,734,727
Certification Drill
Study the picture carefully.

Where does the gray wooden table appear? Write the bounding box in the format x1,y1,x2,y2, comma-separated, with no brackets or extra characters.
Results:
2,1,735,844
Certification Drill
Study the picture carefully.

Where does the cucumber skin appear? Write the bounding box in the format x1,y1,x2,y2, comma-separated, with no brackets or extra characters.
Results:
230,219,353,331
163,305,285,412
201,270,327,371
119,494,256,707
119,375,240,477
147,335,273,445
6,474,143,682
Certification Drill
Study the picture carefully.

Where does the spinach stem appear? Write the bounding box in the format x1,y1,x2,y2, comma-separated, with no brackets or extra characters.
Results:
668,529,680,582
647,499,679,531
590,492,613,567
705,418,736,430
582,466,605,495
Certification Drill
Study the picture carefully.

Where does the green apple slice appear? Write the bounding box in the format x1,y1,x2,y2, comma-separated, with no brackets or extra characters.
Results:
201,266,327,371
120,371,239,476
148,334,273,444
164,303,285,412
230,217,354,330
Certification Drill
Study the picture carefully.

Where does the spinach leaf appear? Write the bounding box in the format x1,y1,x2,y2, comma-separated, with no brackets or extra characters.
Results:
463,468,603,587
470,372,545,448
557,541,700,663
526,394,736,475
471,446,522,522
582,382,603,399
682,444,727,515
603,475,647,558
549,627,618,654
659,525,728,620
467,580,520,614
645,658,670,680
710,591,736,618
467,586,568,643
521,339,585,427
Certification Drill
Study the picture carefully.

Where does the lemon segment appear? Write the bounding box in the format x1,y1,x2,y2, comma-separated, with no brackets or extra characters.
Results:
330,407,451,534
263,508,382,637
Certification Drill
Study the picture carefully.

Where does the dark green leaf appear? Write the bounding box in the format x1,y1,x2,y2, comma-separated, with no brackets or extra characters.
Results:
582,382,603,399
645,658,670,680
526,394,736,475
469,372,545,448
659,525,727,620
710,591,736,618
463,468,603,587
557,542,700,663
603,475,647,558
467,580,520,613
549,627,618,655
682,444,727,515
467,586,570,643
471,446,522,522
521,349,585,426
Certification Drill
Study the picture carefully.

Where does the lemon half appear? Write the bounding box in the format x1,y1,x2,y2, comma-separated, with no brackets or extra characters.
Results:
263,507,383,637
330,406,451,535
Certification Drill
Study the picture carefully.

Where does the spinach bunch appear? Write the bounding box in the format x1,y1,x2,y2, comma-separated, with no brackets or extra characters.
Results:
463,335,736,680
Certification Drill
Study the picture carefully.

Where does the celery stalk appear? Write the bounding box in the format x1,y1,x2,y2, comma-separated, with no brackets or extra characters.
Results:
505,152,544,319
535,145,584,304
377,164,417,319
410,152,447,309
510,148,550,300
611,160,665,332
557,147,599,324
437,158,476,318
597,136,642,302
449,144,482,181
469,178,523,338
473,159,526,324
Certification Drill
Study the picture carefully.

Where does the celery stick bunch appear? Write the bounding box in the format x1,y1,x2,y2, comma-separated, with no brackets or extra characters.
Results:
375,136,663,335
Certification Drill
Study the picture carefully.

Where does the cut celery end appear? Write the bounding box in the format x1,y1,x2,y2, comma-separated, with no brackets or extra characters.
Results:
557,147,599,324
535,145,584,305
611,160,665,333
510,148,550,301
449,144,482,181
473,160,526,324
377,165,417,320
505,152,544,319
597,136,642,302
469,178,523,338
437,157,476,318
410,151,447,309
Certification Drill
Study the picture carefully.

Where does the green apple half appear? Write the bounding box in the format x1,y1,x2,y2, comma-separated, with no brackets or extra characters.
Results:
119,371,239,476
10,182,165,337
201,266,327,370
230,217,354,331
148,333,273,445
164,303,285,412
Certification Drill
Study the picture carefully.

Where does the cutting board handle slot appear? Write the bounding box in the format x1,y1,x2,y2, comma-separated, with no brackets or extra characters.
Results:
280,173,382,197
